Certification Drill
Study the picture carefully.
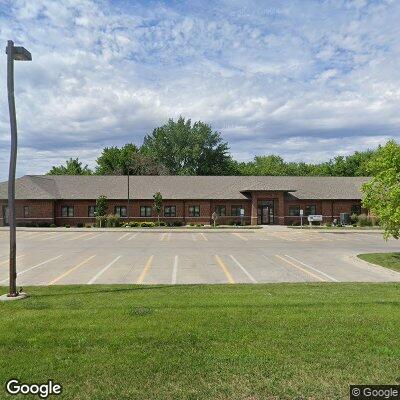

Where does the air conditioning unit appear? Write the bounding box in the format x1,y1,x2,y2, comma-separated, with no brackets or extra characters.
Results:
340,213,350,225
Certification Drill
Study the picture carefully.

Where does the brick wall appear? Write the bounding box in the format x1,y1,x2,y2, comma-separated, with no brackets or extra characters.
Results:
0,200,54,226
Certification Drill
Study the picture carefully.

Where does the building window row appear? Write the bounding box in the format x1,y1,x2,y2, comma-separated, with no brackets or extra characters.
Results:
288,205,317,216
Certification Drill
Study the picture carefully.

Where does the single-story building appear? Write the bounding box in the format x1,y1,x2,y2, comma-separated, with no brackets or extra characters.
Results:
0,175,369,226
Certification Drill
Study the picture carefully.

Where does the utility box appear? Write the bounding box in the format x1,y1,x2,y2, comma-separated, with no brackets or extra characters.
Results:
340,213,350,225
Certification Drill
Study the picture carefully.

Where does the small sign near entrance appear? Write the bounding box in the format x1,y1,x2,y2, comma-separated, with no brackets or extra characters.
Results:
240,208,245,216
307,215,323,222
299,209,304,216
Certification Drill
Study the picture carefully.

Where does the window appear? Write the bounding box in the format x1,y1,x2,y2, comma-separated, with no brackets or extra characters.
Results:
115,206,127,218
215,205,226,217
351,204,362,215
231,205,242,216
61,206,74,217
88,205,96,217
164,206,176,217
23,206,29,218
305,205,317,216
288,206,300,216
188,205,200,217
140,206,152,217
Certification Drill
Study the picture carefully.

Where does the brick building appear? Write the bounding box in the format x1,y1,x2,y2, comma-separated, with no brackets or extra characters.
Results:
0,175,369,226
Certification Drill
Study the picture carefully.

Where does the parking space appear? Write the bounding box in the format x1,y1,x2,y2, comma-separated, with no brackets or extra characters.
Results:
0,229,399,285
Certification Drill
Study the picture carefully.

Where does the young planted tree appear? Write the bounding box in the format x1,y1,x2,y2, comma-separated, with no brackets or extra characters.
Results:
95,195,108,227
153,192,163,226
362,140,400,239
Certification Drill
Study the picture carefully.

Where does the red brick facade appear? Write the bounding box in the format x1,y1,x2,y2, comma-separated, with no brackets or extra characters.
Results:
0,193,363,227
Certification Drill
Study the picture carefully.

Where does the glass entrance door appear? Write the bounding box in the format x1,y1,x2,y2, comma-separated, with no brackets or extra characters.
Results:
261,206,269,224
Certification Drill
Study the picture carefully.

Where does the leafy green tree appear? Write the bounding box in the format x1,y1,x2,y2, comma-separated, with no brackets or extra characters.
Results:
96,195,108,217
362,141,400,239
95,143,168,175
142,117,233,175
153,192,163,225
48,158,92,175
95,144,138,175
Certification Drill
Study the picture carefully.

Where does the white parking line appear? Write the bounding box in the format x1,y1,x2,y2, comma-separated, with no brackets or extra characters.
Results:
191,233,197,241
229,255,257,283
117,232,131,241
172,255,178,284
41,232,70,241
87,255,122,284
0,254,24,266
128,233,138,240
84,233,105,241
200,233,208,241
232,233,248,241
68,232,93,241
0,255,63,283
284,255,339,282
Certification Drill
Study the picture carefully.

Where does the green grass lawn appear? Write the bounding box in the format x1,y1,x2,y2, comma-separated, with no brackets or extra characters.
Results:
358,252,400,273
1,284,399,399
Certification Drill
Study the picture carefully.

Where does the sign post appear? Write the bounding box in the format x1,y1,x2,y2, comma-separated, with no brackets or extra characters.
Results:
240,208,245,226
300,209,304,228
211,212,218,228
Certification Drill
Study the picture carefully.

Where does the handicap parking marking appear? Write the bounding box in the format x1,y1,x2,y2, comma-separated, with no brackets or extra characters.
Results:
88,255,122,284
275,255,326,282
214,255,235,284
171,255,178,284
0,255,63,284
48,255,96,285
229,255,257,283
136,255,154,284
200,233,208,241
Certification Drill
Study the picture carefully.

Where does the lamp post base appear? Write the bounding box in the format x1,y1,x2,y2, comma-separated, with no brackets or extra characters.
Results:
0,292,28,301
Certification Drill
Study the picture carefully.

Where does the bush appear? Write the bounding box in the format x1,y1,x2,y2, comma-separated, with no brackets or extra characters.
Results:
324,222,332,227
356,214,373,227
157,221,167,227
77,223,84,228
85,224,93,228
106,214,121,228
50,224,57,228
196,223,204,227
140,221,156,228
64,224,70,228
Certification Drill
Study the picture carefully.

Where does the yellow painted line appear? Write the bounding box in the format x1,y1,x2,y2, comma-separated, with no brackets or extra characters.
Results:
0,254,24,266
214,255,235,284
232,232,248,241
68,232,93,241
200,233,208,241
275,255,325,282
117,232,131,241
136,255,154,284
48,255,96,285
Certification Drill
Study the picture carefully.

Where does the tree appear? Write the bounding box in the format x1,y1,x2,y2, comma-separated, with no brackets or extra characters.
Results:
96,195,108,217
142,117,233,175
95,143,168,175
95,144,138,175
153,192,163,225
48,158,92,175
362,141,400,239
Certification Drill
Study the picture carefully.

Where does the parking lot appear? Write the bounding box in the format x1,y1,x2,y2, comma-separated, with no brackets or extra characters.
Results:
0,228,399,285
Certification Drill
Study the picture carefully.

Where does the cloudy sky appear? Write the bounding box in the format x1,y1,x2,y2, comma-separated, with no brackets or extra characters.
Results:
0,0,399,180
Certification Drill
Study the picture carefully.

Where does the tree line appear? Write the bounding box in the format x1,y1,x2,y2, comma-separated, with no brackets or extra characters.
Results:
48,116,386,177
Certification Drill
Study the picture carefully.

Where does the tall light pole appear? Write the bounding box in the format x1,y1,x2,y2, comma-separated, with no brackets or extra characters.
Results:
5,41,31,299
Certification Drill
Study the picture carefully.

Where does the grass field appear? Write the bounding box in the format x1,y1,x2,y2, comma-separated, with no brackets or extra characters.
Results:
1,283,399,399
358,252,400,272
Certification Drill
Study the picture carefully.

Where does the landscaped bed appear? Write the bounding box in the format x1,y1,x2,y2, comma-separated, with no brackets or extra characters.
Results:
1,283,399,399
358,252,400,273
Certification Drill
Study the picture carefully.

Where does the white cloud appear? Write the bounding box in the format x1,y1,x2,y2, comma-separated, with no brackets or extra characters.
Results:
0,0,399,180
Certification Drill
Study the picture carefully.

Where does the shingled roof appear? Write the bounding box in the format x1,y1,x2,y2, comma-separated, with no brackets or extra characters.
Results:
0,175,369,200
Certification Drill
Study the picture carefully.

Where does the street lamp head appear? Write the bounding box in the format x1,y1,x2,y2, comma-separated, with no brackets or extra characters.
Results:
13,47,32,61
6,45,32,61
